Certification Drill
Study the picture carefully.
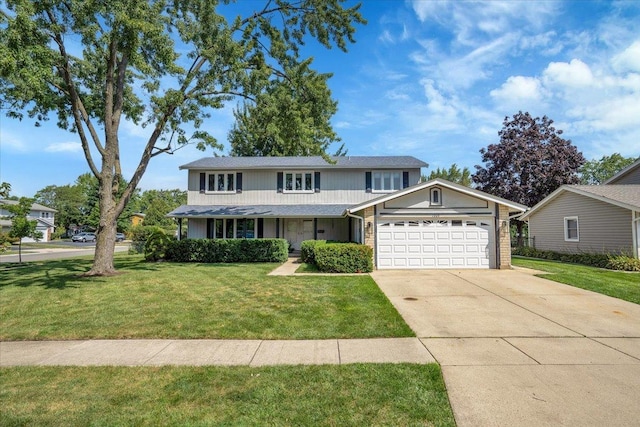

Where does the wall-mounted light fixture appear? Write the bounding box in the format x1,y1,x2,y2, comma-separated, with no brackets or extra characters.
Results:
367,221,373,231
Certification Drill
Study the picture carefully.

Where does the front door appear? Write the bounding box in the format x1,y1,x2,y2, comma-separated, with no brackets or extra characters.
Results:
286,219,314,250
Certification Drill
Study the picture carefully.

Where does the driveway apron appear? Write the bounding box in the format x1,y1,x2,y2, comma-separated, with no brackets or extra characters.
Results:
371,269,640,427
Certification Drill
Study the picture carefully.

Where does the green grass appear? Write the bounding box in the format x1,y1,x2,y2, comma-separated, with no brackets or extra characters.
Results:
0,255,413,340
513,257,640,304
0,364,455,426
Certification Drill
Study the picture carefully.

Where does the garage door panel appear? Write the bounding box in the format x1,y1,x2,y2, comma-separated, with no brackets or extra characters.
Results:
377,218,492,269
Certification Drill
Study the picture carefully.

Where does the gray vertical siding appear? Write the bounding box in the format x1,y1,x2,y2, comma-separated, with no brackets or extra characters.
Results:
529,191,633,255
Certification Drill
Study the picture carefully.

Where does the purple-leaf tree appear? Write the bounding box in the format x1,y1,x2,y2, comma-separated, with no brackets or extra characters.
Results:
472,111,585,245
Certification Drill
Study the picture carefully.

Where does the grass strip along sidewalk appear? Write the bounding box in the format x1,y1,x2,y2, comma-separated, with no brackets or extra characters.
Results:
1,255,455,426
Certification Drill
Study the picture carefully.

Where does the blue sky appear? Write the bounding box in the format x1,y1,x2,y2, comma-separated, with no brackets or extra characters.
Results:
2,0,639,197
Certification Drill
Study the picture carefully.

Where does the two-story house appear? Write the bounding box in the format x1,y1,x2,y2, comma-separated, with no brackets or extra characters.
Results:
168,156,527,269
0,199,57,242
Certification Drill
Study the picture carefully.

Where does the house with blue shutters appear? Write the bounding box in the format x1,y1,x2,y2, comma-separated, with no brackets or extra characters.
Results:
169,156,526,269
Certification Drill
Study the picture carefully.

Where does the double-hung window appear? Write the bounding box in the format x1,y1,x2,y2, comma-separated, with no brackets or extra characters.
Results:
564,217,579,242
372,171,402,192
284,171,313,193
207,172,235,193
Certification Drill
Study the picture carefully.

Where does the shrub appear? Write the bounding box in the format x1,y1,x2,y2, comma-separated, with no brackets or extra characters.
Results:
144,229,173,262
314,243,373,273
164,238,288,263
129,225,165,254
512,246,638,271
606,255,640,272
300,240,326,264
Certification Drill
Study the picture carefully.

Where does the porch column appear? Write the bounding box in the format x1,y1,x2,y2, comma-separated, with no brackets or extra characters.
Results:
177,218,182,241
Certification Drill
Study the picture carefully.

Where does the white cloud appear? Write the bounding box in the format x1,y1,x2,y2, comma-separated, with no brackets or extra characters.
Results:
45,141,82,153
543,59,594,87
612,40,640,72
490,76,545,106
0,130,28,152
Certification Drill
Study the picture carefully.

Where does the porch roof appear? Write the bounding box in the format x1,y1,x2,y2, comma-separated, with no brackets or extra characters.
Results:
167,204,352,218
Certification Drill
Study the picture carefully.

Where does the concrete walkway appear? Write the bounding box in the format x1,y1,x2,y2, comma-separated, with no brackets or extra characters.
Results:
0,338,434,367
372,268,640,427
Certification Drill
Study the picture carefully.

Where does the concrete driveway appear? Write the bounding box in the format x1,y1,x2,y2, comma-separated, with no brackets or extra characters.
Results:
371,268,640,427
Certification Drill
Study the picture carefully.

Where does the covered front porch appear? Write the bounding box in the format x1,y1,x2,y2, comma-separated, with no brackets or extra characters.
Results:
168,204,359,250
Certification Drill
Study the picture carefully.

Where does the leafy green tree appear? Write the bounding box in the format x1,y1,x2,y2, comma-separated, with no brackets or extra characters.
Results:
34,184,86,235
579,153,638,184
135,189,186,229
473,112,585,245
0,182,11,198
422,164,472,186
5,198,43,262
0,0,364,275
229,62,340,157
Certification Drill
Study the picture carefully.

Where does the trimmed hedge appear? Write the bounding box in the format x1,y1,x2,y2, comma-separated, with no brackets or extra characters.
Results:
512,246,640,272
164,238,288,263
300,240,326,264
314,243,373,273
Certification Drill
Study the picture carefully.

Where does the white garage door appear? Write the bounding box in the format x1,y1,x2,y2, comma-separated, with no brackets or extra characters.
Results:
377,219,492,269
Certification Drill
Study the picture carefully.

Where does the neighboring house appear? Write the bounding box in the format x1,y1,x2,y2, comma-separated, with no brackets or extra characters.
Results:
520,159,640,259
0,199,57,242
131,212,146,227
168,156,527,269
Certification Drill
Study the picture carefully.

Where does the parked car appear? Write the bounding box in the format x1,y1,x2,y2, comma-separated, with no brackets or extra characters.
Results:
116,232,126,242
71,232,96,242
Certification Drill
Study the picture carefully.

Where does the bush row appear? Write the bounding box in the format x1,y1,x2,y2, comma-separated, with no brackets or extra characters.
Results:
300,240,326,264
164,238,289,263
302,240,373,273
512,246,640,272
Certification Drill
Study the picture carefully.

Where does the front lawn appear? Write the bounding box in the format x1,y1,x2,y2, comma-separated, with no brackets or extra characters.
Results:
0,255,413,340
0,364,455,426
512,257,640,304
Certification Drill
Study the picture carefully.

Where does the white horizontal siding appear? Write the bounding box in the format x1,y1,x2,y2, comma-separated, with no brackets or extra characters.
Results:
529,191,633,255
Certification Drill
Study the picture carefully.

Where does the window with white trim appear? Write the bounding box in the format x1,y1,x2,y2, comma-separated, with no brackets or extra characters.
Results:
430,188,442,206
207,172,235,193
372,171,401,192
284,171,313,193
564,216,579,241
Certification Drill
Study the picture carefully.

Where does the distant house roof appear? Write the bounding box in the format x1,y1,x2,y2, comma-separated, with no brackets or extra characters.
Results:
179,156,428,170
168,204,352,218
520,185,640,221
604,158,640,184
0,199,57,213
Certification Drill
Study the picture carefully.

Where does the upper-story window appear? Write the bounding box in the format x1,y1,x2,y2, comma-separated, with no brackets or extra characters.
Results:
284,171,313,193
373,171,402,192
207,172,235,193
430,188,442,206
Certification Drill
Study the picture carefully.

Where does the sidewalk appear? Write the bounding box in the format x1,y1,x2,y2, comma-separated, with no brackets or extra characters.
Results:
0,338,435,367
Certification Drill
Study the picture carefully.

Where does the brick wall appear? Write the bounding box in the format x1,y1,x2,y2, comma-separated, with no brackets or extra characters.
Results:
498,204,512,269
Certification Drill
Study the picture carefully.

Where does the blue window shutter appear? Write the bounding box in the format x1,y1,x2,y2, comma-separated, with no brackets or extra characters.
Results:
403,171,409,188
277,172,283,193
199,173,206,193
236,172,243,193
314,172,321,192
365,172,372,193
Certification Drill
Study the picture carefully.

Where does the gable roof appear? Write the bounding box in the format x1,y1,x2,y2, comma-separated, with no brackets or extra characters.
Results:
0,199,57,213
179,156,428,170
604,158,640,184
346,178,528,214
519,184,640,221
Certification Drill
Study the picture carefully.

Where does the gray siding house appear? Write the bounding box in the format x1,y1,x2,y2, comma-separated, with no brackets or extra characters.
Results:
520,159,640,258
0,200,57,242
169,156,527,269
